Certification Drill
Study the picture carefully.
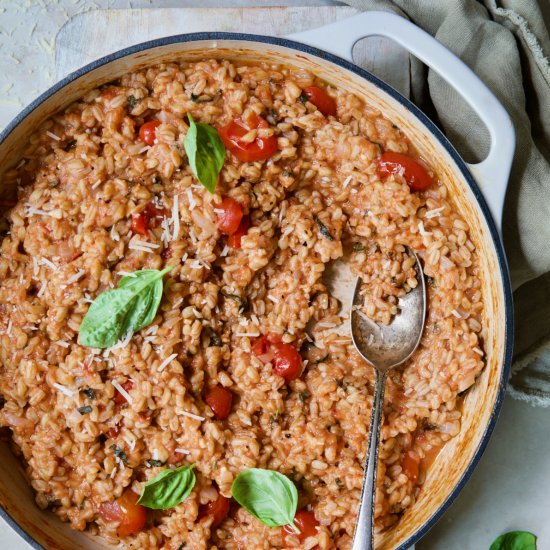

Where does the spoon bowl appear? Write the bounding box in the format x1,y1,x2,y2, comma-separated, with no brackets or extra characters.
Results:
351,248,426,550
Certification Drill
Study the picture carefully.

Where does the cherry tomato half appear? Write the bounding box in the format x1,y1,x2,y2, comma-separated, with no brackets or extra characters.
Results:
377,152,434,192
114,380,133,405
199,492,231,529
271,342,302,382
282,510,320,544
252,336,302,382
401,451,420,484
99,489,147,537
303,86,337,117
227,215,251,249
139,121,161,146
216,197,244,235
218,113,278,162
204,385,233,420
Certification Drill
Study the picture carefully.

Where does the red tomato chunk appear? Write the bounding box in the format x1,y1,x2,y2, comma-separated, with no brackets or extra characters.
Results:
139,121,161,146
205,385,233,420
218,113,278,162
227,215,251,249
303,86,337,117
199,492,231,529
216,197,244,235
377,152,434,192
282,510,320,544
131,202,168,236
252,335,302,382
99,489,147,537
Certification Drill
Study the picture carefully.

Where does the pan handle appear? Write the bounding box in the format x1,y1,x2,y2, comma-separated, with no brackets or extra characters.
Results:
287,11,515,233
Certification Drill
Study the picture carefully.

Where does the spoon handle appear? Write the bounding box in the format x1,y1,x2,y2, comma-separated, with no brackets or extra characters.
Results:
352,370,388,550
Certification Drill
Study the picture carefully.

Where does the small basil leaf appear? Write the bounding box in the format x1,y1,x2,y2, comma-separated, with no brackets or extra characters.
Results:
184,113,225,193
231,468,298,529
490,531,537,550
137,464,196,510
79,266,172,349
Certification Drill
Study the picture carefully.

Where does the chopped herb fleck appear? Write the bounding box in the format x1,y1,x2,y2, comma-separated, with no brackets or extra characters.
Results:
335,477,344,490
424,423,438,431
110,444,128,465
299,91,309,103
178,543,187,550
127,95,139,109
146,459,165,468
82,388,96,400
426,276,436,287
282,170,292,178
298,391,310,402
209,330,223,347
267,108,279,124
65,139,77,151
314,217,334,241
269,411,281,424
190,93,215,103
212,460,218,471
352,242,365,252
220,290,250,313
77,405,92,415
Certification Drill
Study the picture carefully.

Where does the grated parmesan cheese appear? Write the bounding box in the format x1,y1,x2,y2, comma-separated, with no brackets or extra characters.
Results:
186,188,196,211
117,271,137,278
425,206,445,219
174,448,191,455
177,409,205,422
46,130,60,141
342,175,353,188
132,239,159,249
158,353,178,372
38,257,56,270
171,195,180,241
53,383,75,397
66,269,85,284
55,341,70,348
110,224,120,242
220,245,229,257
235,331,261,338
473,347,484,356
37,282,47,297
112,380,133,404
6,320,12,335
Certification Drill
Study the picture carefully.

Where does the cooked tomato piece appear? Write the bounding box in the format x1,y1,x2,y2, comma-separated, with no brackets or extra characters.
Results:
131,212,149,236
139,121,161,146
131,202,168,236
204,385,233,420
252,335,301,381
114,380,133,405
252,335,270,357
303,86,337,117
216,197,244,235
282,510,320,544
227,215,251,249
401,451,420,484
199,492,231,529
271,342,302,382
99,489,147,537
218,113,278,162
377,152,433,192
106,421,122,439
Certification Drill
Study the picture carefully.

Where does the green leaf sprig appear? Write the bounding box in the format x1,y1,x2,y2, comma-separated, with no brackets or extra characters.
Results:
231,468,299,532
490,531,537,550
79,266,172,348
184,113,226,193
137,464,196,510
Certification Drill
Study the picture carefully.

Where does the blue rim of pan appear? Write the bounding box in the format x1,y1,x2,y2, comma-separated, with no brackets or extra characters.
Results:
0,31,514,550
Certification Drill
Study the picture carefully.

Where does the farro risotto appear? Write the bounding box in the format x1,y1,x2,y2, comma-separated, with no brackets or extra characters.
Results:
0,58,485,549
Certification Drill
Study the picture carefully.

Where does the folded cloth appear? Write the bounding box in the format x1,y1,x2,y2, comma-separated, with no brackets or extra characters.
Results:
343,0,550,405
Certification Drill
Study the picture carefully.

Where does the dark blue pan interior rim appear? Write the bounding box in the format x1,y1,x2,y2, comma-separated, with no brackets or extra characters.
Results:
0,31,514,550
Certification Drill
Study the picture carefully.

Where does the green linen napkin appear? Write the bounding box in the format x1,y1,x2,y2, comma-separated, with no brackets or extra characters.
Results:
343,0,550,405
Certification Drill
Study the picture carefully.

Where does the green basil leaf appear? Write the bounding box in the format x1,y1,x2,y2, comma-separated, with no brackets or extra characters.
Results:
184,113,225,193
231,468,298,529
490,531,537,550
137,464,196,510
79,266,172,348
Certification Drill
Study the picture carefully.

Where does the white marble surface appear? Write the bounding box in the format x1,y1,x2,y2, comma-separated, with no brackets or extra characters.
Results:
1,2,550,550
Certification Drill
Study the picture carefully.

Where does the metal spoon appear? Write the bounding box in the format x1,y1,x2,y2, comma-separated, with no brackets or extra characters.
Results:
351,249,426,550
